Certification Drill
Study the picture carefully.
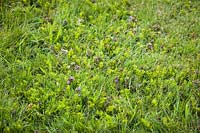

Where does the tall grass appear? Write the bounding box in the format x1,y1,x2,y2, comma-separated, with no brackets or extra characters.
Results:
0,0,199,132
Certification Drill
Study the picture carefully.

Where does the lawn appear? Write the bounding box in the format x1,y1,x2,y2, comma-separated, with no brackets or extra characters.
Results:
0,0,200,132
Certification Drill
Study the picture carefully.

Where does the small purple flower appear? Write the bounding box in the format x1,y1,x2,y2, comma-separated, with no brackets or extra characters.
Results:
76,87,81,96
76,87,81,92
128,16,137,23
128,16,134,22
67,76,75,85
114,77,119,84
67,80,71,85
69,76,75,81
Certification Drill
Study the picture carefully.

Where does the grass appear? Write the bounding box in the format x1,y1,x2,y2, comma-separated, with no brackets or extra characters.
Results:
0,0,200,132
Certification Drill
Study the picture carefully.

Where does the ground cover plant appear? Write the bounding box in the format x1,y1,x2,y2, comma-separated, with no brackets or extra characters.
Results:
0,0,200,132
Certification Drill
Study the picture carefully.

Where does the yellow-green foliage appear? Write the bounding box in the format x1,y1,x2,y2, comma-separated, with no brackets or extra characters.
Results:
0,0,200,132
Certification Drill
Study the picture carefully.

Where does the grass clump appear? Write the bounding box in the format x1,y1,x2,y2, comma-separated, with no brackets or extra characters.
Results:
0,0,200,132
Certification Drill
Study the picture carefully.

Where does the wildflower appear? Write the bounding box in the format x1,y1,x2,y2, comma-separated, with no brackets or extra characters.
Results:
76,87,81,92
69,76,75,81
128,16,133,22
128,16,137,23
114,77,120,92
67,80,71,85
67,76,75,85
114,77,119,84
147,42,153,50
76,87,81,96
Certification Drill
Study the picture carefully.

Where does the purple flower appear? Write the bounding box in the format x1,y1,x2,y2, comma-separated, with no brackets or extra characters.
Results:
128,16,137,23
69,76,75,81
76,87,81,96
67,76,75,85
128,16,134,22
76,87,81,92
67,80,71,85
114,77,119,84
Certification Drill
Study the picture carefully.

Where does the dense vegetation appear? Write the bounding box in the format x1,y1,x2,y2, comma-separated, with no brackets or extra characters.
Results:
0,0,200,132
